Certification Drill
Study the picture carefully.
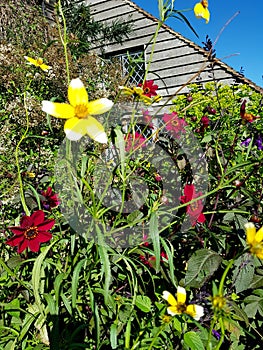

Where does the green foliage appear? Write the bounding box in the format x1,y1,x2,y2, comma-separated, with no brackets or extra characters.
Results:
1,0,263,349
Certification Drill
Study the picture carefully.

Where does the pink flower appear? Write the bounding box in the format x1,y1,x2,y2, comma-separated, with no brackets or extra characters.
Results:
124,132,146,152
180,184,205,226
162,112,187,138
6,210,55,253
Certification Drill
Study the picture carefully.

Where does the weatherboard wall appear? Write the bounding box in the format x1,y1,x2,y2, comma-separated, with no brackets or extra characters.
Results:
85,0,260,99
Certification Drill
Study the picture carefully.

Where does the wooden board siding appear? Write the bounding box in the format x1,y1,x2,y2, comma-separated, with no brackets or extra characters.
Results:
85,0,263,97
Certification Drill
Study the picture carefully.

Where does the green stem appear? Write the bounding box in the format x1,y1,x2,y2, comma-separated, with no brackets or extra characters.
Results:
57,0,70,84
15,92,30,216
218,259,235,295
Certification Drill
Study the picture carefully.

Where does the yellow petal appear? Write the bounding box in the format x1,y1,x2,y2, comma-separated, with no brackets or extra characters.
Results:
84,116,108,143
24,56,39,66
40,63,51,71
245,222,256,244
177,286,187,304
256,250,263,259
186,304,204,320
162,291,177,307
68,78,88,107
194,3,210,23
255,226,263,243
167,305,180,316
87,98,113,115
42,101,75,119
64,117,87,141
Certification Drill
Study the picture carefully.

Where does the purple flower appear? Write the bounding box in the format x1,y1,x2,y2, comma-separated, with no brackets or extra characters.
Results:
255,135,263,150
212,329,221,340
241,138,252,147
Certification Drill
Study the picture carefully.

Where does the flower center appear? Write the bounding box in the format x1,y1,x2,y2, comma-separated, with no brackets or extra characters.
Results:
144,87,150,94
75,104,89,119
177,303,187,313
190,201,199,212
36,58,43,65
171,119,179,127
24,226,38,240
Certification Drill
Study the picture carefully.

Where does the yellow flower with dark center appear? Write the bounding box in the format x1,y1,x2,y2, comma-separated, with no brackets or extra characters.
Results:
24,56,51,71
162,286,204,320
245,222,263,259
194,0,210,23
42,78,113,143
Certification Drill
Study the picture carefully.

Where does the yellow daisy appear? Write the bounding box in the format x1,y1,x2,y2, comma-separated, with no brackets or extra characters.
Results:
245,222,263,259
24,56,51,71
42,78,113,143
194,0,210,24
162,286,204,320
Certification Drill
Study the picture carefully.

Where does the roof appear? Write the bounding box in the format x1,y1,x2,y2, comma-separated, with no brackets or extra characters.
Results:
121,0,263,94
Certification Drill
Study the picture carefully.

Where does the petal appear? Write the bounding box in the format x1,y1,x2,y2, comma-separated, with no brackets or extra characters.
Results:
68,78,88,107
177,286,187,304
17,239,29,253
255,226,263,243
84,116,108,144
162,291,178,307
38,219,55,231
24,56,38,66
64,117,88,141
245,222,256,244
28,239,41,253
5,235,24,247
42,101,75,119
167,306,180,316
87,98,113,115
186,304,204,320
31,210,45,226
8,227,25,236
256,250,263,259
40,63,51,71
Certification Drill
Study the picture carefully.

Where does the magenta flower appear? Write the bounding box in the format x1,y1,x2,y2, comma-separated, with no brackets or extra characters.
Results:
180,184,205,226
124,132,146,152
162,112,187,138
6,210,55,253
138,80,158,97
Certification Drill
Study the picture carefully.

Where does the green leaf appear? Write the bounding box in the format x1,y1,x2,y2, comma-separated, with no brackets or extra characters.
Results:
71,259,86,309
150,212,160,272
135,295,152,313
110,323,118,349
233,256,255,293
183,331,205,350
185,249,222,288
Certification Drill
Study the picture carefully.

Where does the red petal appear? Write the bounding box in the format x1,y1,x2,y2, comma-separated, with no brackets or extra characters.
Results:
8,227,25,236
31,210,45,226
38,219,55,231
5,235,24,247
37,232,53,243
17,239,29,253
28,239,41,252
20,215,33,228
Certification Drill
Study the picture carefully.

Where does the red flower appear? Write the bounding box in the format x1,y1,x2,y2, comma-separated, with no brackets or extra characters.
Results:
142,109,153,128
6,210,55,253
40,186,60,209
180,184,205,226
138,80,158,97
124,132,146,152
162,112,187,138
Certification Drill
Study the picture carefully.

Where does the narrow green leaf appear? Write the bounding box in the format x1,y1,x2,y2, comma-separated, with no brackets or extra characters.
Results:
71,259,86,309
150,212,160,272
110,323,118,349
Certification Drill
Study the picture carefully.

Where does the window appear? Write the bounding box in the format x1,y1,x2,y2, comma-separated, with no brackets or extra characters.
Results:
106,47,145,86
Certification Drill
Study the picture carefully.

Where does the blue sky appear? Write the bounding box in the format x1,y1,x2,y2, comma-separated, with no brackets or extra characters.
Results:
132,0,263,87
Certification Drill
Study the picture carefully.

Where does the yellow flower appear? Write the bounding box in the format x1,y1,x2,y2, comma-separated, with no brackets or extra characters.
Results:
119,86,156,105
162,286,204,321
42,78,113,143
194,0,210,23
211,295,226,310
24,56,51,71
245,222,263,259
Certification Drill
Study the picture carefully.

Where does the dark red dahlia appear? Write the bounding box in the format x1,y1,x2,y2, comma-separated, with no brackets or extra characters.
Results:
41,186,60,209
6,210,55,253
